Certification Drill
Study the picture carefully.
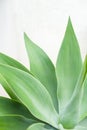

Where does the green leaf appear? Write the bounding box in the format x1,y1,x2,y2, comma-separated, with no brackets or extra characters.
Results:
24,33,58,112
0,115,35,130
56,17,82,110
27,123,57,130
0,53,29,73
78,117,87,127
0,74,18,100
79,75,87,121
75,126,87,130
59,56,87,129
0,96,35,120
0,64,59,128
0,53,29,100
75,117,87,130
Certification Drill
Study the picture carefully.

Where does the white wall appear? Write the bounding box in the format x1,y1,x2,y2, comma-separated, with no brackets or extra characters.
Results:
0,0,87,97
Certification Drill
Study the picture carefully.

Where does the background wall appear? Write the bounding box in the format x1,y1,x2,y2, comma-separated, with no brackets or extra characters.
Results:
0,0,87,97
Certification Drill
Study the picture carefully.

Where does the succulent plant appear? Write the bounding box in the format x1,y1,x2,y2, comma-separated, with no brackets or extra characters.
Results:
0,17,87,130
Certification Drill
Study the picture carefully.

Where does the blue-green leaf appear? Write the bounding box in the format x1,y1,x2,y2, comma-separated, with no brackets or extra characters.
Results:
24,33,58,112
79,75,87,121
0,53,29,100
0,74,18,100
0,64,59,128
75,117,87,130
0,96,35,120
0,116,35,130
56,17,82,111
27,123,57,130
60,56,87,129
0,53,29,73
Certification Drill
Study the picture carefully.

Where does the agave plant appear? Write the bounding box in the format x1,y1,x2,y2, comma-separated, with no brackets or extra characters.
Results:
0,17,87,130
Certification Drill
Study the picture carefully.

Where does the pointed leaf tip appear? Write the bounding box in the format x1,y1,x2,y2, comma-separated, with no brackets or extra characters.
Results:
67,16,73,30
56,16,82,111
68,16,71,23
24,32,28,38
24,33,58,112
24,32,29,41
24,32,30,43
24,33,35,47
24,32,27,36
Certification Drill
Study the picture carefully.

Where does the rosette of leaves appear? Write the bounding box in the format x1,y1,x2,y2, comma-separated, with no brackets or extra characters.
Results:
0,17,87,130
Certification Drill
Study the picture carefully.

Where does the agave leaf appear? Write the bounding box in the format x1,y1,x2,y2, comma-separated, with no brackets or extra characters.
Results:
75,127,87,130
24,33,58,112
0,96,36,120
0,115,35,130
0,53,30,100
0,64,59,128
75,117,87,130
60,56,87,129
27,123,57,130
79,74,87,121
56,17,82,110
0,53,29,73
0,74,19,100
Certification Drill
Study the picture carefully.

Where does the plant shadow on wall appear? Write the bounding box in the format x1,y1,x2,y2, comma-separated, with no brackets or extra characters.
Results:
0,17,87,130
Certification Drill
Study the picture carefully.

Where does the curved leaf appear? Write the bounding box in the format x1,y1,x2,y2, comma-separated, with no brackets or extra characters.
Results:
0,53,29,100
0,115,35,130
60,56,87,129
75,126,87,130
75,117,87,130
24,33,58,112
0,74,18,100
27,123,57,130
0,96,35,120
0,53,29,73
79,75,87,121
0,64,59,128
56,17,82,111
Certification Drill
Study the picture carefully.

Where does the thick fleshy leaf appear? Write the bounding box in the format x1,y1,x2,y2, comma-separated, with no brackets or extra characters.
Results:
0,53,29,73
56,17,82,110
75,117,87,130
0,96,35,119
27,123,57,130
0,74,18,99
79,75,87,121
60,56,87,129
24,33,58,112
75,126,87,130
0,53,29,100
0,64,59,128
0,115,35,130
